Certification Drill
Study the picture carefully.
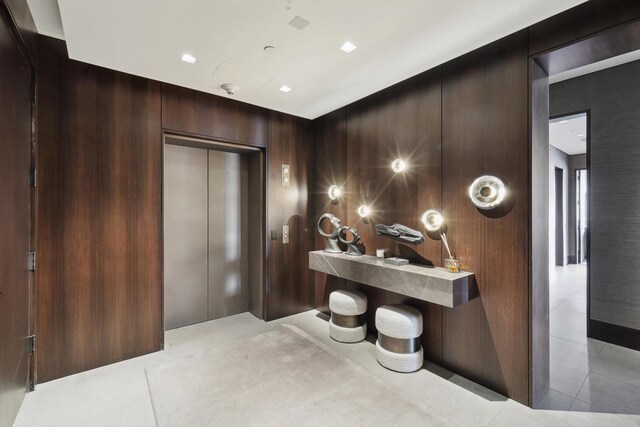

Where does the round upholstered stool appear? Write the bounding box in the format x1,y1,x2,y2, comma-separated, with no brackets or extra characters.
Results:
375,304,424,372
329,290,367,343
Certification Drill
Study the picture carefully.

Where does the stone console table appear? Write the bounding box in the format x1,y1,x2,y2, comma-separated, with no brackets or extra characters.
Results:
309,251,477,308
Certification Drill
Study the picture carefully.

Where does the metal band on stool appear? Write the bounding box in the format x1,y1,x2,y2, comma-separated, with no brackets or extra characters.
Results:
378,333,421,354
330,312,366,328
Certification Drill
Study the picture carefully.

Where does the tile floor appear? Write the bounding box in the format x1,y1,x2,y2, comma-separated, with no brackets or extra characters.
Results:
545,263,640,420
13,275,640,426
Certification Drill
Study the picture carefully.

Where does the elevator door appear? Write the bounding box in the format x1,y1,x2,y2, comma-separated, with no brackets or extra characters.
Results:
164,144,249,330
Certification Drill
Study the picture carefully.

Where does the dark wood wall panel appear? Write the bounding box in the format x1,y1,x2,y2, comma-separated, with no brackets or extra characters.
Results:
162,83,267,147
0,5,31,426
313,69,443,362
441,31,530,404
266,111,314,320
529,0,640,56
36,37,163,382
313,108,348,312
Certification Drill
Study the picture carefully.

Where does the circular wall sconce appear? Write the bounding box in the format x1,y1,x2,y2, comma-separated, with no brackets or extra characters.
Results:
357,205,371,218
421,209,443,232
468,175,507,210
391,159,407,173
327,185,341,201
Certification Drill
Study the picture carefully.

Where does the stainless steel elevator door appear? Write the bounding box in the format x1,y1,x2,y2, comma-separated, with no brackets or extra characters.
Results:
208,150,249,320
164,145,249,330
164,144,209,330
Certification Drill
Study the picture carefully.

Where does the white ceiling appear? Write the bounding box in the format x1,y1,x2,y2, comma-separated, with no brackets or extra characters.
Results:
28,0,585,119
549,113,587,155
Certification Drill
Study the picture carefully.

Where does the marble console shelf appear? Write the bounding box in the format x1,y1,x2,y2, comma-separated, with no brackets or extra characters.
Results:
309,251,477,308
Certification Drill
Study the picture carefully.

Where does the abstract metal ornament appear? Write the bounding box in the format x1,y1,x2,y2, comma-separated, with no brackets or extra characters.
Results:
317,213,342,253
338,226,363,256
468,175,506,210
374,223,424,245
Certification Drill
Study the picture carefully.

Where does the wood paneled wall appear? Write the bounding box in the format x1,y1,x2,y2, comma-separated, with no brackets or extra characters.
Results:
266,111,314,320
313,34,530,403
441,31,529,403
313,69,444,364
36,37,163,382
35,36,314,381
0,3,32,425
162,83,267,147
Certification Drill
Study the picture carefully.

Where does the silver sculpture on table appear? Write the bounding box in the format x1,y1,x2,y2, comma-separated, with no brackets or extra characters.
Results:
375,223,424,265
317,213,343,253
338,226,363,256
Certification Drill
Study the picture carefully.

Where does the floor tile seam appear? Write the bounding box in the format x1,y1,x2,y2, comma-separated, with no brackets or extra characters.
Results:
586,369,640,394
561,396,577,420
143,369,160,427
550,334,590,348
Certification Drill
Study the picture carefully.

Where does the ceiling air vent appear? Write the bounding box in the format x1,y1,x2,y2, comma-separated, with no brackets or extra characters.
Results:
288,16,310,30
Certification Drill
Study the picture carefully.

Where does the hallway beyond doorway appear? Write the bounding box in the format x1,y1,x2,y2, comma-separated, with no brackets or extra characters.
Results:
547,264,640,414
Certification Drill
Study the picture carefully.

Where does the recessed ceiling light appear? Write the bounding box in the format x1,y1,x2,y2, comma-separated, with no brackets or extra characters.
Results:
340,41,357,53
181,53,196,64
559,120,569,124
280,85,292,93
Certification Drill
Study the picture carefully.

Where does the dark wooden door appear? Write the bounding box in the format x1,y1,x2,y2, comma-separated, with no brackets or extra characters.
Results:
0,7,32,427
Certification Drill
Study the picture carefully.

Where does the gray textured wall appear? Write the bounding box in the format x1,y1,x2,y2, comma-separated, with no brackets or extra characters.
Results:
550,60,640,331
549,145,569,270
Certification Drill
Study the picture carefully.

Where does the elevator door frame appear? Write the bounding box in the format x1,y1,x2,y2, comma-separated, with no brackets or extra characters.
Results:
162,132,266,328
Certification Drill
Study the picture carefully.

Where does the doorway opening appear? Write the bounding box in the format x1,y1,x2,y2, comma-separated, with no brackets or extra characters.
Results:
163,134,265,330
531,18,640,412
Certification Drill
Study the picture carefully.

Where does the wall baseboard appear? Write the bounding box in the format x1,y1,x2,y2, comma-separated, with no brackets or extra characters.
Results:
589,319,640,351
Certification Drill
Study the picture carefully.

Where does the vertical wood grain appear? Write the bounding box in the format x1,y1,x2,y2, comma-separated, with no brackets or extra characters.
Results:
0,6,31,425
313,69,444,362
161,83,267,147
441,31,530,404
312,109,348,312
266,111,314,320
36,36,163,382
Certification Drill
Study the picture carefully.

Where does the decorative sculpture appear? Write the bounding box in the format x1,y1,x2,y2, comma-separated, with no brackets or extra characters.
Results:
338,226,363,256
317,213,342,253
375,223,425,244
375,223,424,265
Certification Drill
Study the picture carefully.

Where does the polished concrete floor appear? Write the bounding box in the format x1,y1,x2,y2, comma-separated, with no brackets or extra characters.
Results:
545,263,640,417
15,301,640,426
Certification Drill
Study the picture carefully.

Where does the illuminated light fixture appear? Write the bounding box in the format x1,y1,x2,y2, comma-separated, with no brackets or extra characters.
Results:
280,85,292,93
577,133,585,137
468,175,507,210
181,53,197,64
340,41,357,53
391,158,407,173
328,185,341,200
421,209,443,232
559,120,569,124
357,205,371,218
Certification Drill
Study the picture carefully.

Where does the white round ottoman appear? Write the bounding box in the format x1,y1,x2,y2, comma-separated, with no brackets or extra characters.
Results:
329,290,367,343
375,304,424,372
